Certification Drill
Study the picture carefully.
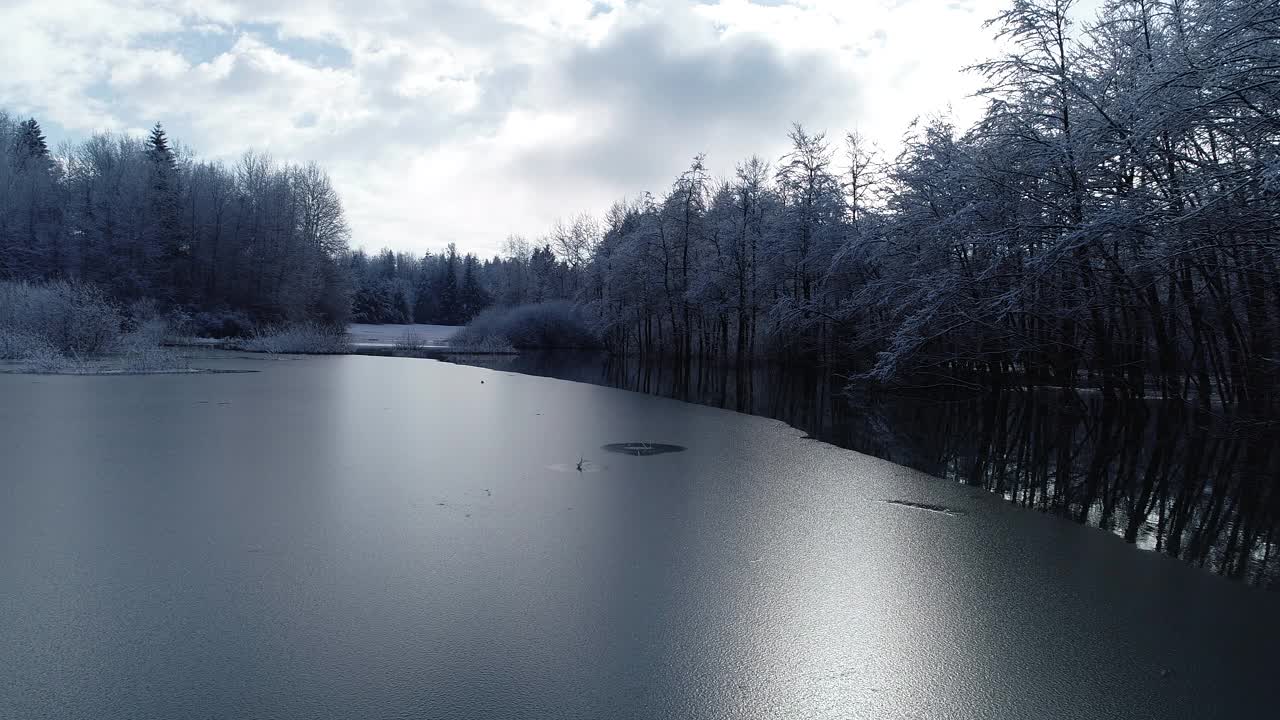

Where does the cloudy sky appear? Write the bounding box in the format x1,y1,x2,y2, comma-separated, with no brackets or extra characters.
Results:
1,0,1101,257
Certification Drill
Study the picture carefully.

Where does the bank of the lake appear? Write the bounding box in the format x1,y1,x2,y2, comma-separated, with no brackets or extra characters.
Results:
1,354,1276,719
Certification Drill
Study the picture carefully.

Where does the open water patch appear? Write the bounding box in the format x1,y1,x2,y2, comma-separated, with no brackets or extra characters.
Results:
602,443,687,457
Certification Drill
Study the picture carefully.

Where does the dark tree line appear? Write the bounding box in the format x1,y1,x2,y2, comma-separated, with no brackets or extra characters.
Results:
0,112,351,326
349,244,489,325
348,237,577,325
508,0,1280,404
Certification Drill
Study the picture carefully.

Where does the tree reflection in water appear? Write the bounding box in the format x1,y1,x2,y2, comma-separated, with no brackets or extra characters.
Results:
448,352,1279,587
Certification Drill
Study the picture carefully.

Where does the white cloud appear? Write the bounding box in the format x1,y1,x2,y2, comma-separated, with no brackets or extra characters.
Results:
0,0,1102,256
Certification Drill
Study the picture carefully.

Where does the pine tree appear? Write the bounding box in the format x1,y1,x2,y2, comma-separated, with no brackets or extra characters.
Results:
144,122,186,299
413,253,439,323
3,117,58,277
460,254,490,321
15,119,48,160
147,122,174,168
439,244,461,324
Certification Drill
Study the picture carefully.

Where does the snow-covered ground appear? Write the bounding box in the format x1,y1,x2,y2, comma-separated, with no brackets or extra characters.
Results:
346,323,459,348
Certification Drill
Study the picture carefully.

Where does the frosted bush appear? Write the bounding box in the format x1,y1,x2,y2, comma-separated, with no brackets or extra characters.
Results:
448,335,516,353
0,327,40,360
238,323,350,354
452,301,598,350
395,330,426,351
0,280,189,373
0,280,123,356
121,342,183,372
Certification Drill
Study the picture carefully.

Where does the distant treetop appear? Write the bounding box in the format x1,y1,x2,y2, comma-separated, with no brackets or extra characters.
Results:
147,122,174,167
15,118,48,159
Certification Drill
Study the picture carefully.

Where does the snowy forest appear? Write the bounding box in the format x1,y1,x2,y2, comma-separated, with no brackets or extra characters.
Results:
495,0,1280,403
0,114,352,329
0,109,549,332
3,0,1279,402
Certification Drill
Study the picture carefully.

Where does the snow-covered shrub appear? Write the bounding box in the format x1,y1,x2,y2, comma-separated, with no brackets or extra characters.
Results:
189,309,256,339
452,301,599,350
0,280,124,357
395,330,426,351
237,322,350,354
0,327,55,361
119,339,183,372
448,335,517,353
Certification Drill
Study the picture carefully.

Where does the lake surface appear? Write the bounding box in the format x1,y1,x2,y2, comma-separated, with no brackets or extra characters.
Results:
2,354,1278,719
447,352,1280,588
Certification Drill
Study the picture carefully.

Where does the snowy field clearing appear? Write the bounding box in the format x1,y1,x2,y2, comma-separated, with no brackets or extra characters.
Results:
346,323,460,347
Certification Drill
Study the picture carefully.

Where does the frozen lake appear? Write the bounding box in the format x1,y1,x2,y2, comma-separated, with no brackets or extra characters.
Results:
1,355,1277,719
449,352,1280,586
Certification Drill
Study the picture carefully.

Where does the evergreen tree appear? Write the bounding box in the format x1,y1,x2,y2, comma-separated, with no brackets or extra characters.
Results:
529,245,558,302
2,115,60,278
144,122,186,299
15,119,48,161
147,122,173,168
460,254,490,321
413,253,439,323
438,243,461,324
